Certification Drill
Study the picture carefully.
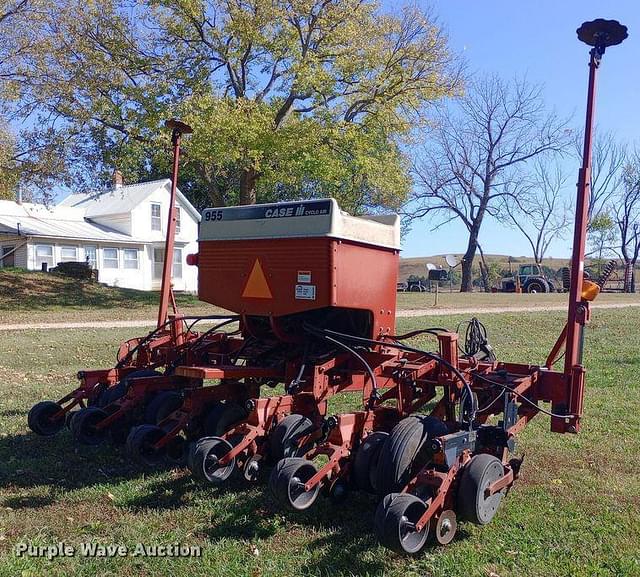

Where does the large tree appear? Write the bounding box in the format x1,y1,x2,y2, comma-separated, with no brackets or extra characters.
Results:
0,0,60,199
574,130,626,219
500,159,571,265
613,152,640,292
8,0,459,210
409,75,571,291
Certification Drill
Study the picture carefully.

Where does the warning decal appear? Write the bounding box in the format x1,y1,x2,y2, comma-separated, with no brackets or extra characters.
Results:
297,271,312,283
242,259,273,299
295,284,316,300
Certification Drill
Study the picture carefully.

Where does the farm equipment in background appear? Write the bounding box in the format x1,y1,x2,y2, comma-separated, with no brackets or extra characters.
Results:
25,17,627,556
498,263,557,293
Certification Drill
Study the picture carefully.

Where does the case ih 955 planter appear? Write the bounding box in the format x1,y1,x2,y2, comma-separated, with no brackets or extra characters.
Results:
27,19,626,554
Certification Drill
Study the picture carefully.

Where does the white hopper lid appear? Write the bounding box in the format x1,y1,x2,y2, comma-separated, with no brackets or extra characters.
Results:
199,198,400,250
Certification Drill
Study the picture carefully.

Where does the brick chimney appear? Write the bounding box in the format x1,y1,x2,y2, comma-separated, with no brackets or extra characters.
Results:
113,169,124,189
16,188,22,205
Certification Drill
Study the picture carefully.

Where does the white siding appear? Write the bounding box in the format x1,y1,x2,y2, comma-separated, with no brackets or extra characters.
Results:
14,243,28,268
1,182,200,292
129,186,199,292
0,237,28,268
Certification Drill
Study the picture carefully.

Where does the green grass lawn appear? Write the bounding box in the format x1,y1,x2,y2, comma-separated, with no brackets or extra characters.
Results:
395,290,640,310
3,268,640,326
0,269,222,324
0,308,638,576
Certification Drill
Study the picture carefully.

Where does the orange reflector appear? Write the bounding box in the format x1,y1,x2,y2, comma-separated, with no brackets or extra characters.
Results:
242,259,273,299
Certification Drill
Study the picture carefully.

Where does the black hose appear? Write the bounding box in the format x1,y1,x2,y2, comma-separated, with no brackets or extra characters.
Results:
472,372,579,419
307,325,477,425
305,327,380,409
167,317,241,369
115,314,238,369
387,328,449,340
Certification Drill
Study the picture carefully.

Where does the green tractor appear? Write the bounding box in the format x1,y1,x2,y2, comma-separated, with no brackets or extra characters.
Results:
499,264,557,293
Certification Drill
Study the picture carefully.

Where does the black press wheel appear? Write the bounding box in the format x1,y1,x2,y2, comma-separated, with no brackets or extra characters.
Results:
27,401,65,436
375,415,448,495
107,420,132,446
375,492,430,554
126,424,166,466
457,453,505,525
202,401,248,437
353,431,389,493
189,436,236,484
269,457,320,511
144,391,183,425
70,407,109,445
269,414,316,461
374,492,399,540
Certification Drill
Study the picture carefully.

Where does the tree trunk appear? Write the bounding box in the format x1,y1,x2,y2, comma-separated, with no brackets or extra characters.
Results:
477,244,491,292
624,260,633,293
239,168,257,205
460,227,479,292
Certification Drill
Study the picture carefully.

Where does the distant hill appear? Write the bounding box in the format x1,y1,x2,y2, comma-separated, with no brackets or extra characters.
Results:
399,254,572,281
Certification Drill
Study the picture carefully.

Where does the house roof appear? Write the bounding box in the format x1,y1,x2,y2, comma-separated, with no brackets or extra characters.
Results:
0,200,138,243
0,178,201,245
59,178,201,222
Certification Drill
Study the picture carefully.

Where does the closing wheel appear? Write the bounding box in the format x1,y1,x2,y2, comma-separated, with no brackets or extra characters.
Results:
70,407,109,445
269,457,320,511
375,492,430,554
434,510,457,545
269,414,316,461
202,401,248,436
457,453,505,525
328,477,349,503
243,454,262,482
165,435,188,465
353,431,389,493
144,391,183,425
190,436,236,484
126,424,166,466
375,415,448,496
28,401,65,436
97,369,161,408
107,420,131,446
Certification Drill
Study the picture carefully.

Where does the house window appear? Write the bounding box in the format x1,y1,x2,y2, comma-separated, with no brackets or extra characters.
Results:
152,248,182,279
35,245,54,269
60,246,78,262
151,203,162,231
1,246,15,268
175,207,181,234
173,248,182,279
123,248,139,269
85,246,97,268
103,248,119,268
153,248,164,279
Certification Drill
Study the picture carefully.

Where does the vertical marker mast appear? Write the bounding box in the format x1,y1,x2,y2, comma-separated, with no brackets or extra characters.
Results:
157,119,193,328
560,20,627,429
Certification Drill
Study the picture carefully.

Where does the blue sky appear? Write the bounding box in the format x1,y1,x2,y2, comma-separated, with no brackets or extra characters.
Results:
399,0,639,258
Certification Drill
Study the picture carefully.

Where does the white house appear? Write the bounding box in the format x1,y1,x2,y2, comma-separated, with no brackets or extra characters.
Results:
0,179,200,292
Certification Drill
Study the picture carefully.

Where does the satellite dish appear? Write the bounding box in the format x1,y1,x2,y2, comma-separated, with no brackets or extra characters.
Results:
426,263,436,271
445,254,458,268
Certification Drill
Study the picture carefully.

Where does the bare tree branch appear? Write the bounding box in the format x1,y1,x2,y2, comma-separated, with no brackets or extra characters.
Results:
408,75,572,291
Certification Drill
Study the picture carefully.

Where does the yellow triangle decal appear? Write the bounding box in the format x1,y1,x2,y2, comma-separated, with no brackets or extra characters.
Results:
242,259,273,299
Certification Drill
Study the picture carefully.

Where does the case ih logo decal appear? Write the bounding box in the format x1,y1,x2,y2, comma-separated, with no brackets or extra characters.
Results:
203,200,331,222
